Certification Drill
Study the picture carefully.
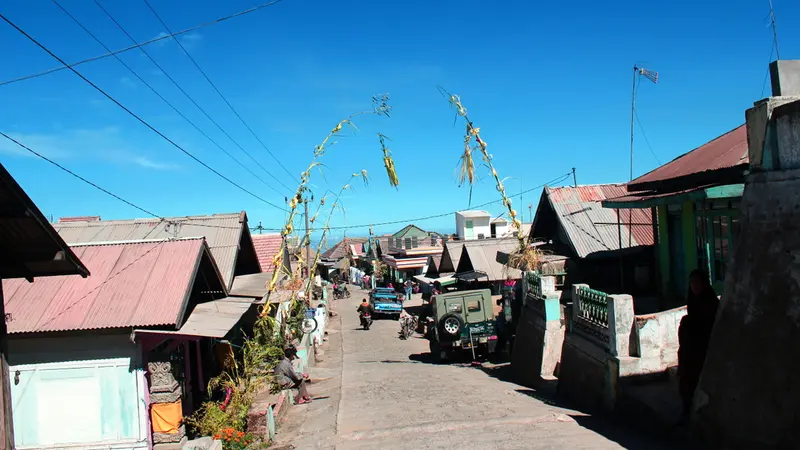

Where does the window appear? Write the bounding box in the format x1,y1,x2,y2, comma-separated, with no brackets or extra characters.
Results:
404,237,412,249
447,302,463,313
466,300,481,312
411,236,418,248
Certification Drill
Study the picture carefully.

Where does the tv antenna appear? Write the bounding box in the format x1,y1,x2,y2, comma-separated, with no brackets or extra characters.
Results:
629,65,658,182
769,0,781,60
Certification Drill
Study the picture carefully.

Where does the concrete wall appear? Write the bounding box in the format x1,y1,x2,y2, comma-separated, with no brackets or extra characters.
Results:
630,306,685,375
694,166,800,449
455,212,491,240
511,293,564,386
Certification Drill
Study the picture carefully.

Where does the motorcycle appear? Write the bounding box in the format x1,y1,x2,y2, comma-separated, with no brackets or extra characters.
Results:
333,286,350,300
360,313,372,331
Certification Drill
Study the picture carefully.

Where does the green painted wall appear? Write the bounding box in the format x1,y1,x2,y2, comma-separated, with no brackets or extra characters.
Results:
656,205,670,297
681,201,698,283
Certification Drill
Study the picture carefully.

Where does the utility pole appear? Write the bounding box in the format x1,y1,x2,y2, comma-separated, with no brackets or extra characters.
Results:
303,195,312,279
572,167,577,187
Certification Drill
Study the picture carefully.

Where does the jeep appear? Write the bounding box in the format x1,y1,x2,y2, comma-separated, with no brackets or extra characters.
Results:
427,289,497,362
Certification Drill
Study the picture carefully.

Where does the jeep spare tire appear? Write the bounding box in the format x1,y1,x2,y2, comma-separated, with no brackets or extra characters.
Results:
438,313,464,340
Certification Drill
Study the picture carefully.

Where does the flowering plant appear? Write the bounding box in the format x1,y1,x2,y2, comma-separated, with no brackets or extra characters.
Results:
212,427,254,450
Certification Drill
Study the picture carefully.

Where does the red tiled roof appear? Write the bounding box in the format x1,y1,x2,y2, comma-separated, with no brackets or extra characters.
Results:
251,234,283,272
540,184,654,259
2,238,215,334
629,125,748,190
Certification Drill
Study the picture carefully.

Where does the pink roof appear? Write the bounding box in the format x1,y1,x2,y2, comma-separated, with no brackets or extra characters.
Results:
251,234,283,272
3,238,213,334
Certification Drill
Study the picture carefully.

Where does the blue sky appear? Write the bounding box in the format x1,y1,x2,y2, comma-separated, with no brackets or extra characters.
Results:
0,0,796,244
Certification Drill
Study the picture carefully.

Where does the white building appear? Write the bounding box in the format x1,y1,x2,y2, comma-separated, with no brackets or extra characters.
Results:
490,217,509,238
455,210,491,240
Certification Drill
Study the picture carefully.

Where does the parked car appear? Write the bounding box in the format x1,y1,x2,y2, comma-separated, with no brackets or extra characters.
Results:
370,288,403,319
426,289,497,362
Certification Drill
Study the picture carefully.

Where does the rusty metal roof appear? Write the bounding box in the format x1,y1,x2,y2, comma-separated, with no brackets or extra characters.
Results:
629,125,748,191
2,238,220,334
321,237,368,261
52,212,254,288
251,234,282,272
0,163,89,280
541,184,654,259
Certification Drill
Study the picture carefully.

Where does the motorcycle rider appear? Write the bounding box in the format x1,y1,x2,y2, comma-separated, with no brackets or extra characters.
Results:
357,298,374,328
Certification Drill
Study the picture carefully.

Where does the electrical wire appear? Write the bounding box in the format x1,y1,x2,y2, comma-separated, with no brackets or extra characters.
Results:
142,0,297,184
51,0,289,199
0,0,284,87
92,0,292,194
0,12,289,213
634,110,661,165
0,131,247,230
247,172,574,232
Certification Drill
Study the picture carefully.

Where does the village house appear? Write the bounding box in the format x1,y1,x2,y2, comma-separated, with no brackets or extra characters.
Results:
602,125,748,305
317,237,368,281
529,184,656,305
3,236,261,449
0,163,91,449
52,212,262,292
454,210,490,240
377,225,443,283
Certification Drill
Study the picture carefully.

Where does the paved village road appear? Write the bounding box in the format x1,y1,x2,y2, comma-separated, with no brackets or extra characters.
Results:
275,287,679,450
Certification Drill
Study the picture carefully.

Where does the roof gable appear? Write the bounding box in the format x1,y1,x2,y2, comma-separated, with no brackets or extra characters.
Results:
535,185,654,259
392,224,427,239
3,238,225,334
52,211,255,289
251,234,283,272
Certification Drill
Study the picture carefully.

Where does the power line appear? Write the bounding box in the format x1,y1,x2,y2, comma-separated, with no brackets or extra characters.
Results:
51,0,289,199
249,172,574,232
634,110,661,165
0,12,289,213
0,0,284,87
92,0,292,194
0,131,246,230
142,0,297,184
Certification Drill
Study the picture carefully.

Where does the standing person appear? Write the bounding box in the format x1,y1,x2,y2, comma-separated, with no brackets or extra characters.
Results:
274,345,312,404
404,279,414,301
677,269,719,423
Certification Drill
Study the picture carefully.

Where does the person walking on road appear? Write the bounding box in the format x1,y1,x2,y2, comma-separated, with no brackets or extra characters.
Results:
404,279,414,301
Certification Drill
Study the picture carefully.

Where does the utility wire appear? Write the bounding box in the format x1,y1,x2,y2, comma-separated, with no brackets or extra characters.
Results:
634,110,661,165
142,0,297,184
0,131,248,230
248,172,574,232
0,12,289,213
92,0,292,194
0,0,284,87
51,0,288,199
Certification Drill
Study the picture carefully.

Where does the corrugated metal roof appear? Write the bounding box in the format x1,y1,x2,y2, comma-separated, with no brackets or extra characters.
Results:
174,298,253,338
251,234,282,272
52,212,248,288
629,125,748,190
0,163,89,280
439,241,466,273
321,237,368,261
456,238,521,281
3,238,211,334
545,184,654,259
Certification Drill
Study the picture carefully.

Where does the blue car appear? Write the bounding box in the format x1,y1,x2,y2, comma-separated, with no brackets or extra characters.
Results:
370,289,403,320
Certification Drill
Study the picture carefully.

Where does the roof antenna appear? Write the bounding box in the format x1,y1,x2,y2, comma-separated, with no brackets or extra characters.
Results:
630,65,658,182
769,0,781,60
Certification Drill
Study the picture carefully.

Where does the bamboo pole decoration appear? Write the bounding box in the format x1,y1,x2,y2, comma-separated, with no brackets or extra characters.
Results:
303,171,369,299
258,95,391,316
377,133,399,188
440,87,540,270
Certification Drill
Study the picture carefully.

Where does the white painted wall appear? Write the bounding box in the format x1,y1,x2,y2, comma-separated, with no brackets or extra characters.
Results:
8,334,148,449
492,220,509,237
455,211,491,240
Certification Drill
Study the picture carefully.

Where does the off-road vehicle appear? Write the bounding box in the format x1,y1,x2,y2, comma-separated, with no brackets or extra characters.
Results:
427,289,497,361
